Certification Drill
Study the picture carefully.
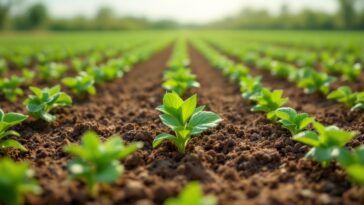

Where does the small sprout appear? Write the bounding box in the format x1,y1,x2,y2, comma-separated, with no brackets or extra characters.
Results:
351,92,364,112
270,61,297,78
21,69,35,85
327,86,357,108
62,72,96,96
293,122,357,167
37,62,67,81
164,182,216,205
23,85,72,122
337,146,364,187
163,68,200,96
154,93,222,154
64,131,142,197
0,158,42,205
240,75,263,100
296,68,336,94
342,63,362,82
0,109,28,151
251,89,288,121
0,76,24,102
275,107,314,135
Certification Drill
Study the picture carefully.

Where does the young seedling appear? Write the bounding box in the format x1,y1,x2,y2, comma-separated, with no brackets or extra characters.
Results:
293,122,357,167
62,72,96,96
342,63,362,82
164,182,216,205
37,62,67,81
23,85,72,122
275,107,314,135
337,146,364,187
251,88,288,121
64,131,142,197
163,68,200,96
296,68,336,94
352,92,364,112
0,76,24,102
0,158,41,205
21,69,34,85
0,109,28,151
327,86,357,108
154,93,222,154
240,75,263,100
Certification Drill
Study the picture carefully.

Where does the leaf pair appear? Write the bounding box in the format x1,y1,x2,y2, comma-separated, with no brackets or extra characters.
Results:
154,93,222,153
163,68,200,96
239,75,263,100
64,131,142,197
23,85,72,122
293,122,357,167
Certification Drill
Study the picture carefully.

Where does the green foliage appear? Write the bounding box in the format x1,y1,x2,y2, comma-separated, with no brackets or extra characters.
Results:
239,75,263,100
337,146,364,187
164,182,216,205
293,122,357,167
223,63,249,81
352,92,364,112
154,93,222,154
0,158,41,205
296,68,336,94
62,72,96,96
327,86,357,108
0,76,24,102
0,59,7,73
23,85,72,122
275,107,314,135
251,89,288,121
21,69,34,85
341,63,362,82
37,62,67,81
64,131,142,197
270,61,297,78
0,109,28,151
163,68,200,96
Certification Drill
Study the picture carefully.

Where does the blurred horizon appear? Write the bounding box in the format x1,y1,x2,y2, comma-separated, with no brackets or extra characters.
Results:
1,0,364,31
19,0,339,24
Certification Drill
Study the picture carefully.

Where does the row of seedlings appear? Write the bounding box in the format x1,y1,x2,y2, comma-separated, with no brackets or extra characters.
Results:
192,37,364,192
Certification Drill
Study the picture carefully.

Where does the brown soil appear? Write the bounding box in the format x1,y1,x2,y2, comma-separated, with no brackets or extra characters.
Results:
0,43,363,205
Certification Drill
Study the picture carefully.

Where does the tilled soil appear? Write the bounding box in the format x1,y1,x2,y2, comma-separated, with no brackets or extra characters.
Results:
0,43,363,205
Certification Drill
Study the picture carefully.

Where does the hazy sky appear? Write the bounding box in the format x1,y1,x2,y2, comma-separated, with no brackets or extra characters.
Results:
26,0,338,24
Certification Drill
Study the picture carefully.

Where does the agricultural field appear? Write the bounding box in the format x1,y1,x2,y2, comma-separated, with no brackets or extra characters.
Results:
0,31,364,205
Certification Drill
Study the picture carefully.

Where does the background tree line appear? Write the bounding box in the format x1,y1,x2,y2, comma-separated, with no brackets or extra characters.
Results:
0,0,363,31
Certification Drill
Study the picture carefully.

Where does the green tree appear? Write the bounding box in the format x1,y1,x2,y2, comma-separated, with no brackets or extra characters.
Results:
338,0,356,28
27,3,48,28
0,0,22,29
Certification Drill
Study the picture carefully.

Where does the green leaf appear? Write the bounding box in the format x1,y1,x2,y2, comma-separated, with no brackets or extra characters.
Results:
3,113,28,124
345,165,364,186
180,94,197,123
152,133,177,148
188,111,222,135
29,86,43,98
160,114,182,130
0,139,27,151
293,131,320,147
163,92,183,109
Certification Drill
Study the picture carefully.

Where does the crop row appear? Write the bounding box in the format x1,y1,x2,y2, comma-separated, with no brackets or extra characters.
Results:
191,37,364,191
203,37,364,113
0,37,174,205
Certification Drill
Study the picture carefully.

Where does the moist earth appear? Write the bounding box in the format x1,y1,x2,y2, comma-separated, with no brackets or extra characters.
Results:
0,44,363,205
